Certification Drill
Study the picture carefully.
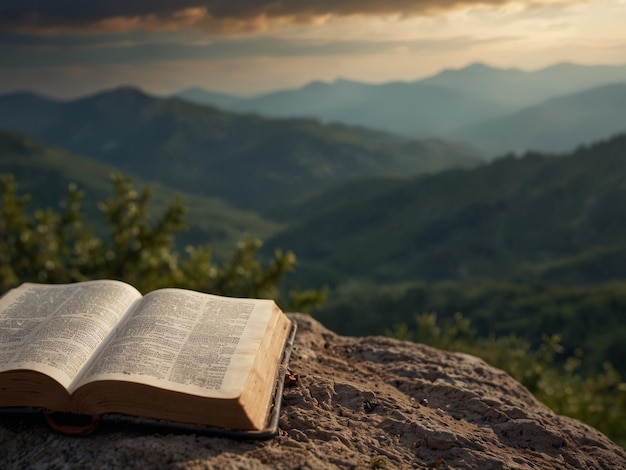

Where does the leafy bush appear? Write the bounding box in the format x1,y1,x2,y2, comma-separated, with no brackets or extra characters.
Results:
388,313,626,447
315,278,626,377
0,173,325,312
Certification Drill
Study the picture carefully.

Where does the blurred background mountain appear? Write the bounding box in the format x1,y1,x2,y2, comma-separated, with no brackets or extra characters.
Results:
175,62,626,157
1,61,626,379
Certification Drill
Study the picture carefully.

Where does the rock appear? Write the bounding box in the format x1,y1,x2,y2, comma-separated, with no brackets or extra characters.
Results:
1,313,625,469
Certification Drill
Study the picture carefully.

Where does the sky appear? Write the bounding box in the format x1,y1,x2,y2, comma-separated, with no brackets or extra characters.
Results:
1,0,625,99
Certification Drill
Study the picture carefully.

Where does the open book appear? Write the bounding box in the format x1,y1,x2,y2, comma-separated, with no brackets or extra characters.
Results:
0,280,295,436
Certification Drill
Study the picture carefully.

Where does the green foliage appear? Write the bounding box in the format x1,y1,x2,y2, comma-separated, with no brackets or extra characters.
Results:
0,173,324,311
315,278,626,378
95,174,186,290
387,313,626,448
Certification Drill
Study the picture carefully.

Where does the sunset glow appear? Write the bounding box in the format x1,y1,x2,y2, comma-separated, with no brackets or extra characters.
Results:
0,0,624,97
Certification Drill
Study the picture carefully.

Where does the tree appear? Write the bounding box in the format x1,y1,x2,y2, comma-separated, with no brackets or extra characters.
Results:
0,173,325,312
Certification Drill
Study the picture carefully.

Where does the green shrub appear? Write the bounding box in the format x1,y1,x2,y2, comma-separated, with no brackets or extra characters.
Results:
0,173,324,312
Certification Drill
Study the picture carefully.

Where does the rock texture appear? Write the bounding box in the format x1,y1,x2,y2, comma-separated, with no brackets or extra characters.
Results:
2,313,625,469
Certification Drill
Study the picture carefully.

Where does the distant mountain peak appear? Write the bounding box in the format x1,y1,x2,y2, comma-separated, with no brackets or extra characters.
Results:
436,62,496,75
435,62,524,79
74,86,160,111
461,62,496,71
301,80,332,91
84,86,151,99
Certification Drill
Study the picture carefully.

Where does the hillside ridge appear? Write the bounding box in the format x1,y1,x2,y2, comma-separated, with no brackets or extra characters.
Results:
267,132,626,285
0,88,482,212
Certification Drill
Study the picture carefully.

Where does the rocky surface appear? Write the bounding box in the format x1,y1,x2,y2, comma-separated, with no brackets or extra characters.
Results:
2,313,625,469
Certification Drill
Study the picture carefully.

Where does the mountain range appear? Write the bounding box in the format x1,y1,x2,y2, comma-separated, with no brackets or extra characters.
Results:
4,118,623,290
265,132,626,288
455,83,626,156
175,62,626,157
0,87,481,213
2,76,626,381
2,78,626,286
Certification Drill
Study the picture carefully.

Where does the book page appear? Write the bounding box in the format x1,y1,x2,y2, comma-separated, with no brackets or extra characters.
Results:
0,281,141,389
76,289,275,398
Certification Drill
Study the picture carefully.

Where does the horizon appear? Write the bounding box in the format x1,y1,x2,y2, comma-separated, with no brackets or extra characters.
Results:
1,1,625,99
4,60,626,102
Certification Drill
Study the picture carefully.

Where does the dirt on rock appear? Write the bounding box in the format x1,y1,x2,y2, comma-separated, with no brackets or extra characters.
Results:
1,313,625,469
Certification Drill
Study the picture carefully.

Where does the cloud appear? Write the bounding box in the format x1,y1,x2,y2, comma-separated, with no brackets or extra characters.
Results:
0,0,577,35
1,32,514,67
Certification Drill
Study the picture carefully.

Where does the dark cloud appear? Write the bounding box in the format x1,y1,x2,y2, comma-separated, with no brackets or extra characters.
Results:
1,32,509,67
0,0,551,34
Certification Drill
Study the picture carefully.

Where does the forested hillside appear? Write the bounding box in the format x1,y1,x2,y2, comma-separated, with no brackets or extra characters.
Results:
268,133,626,286
0,130,280,253
0,88,481,212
